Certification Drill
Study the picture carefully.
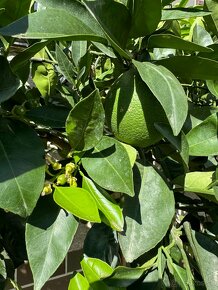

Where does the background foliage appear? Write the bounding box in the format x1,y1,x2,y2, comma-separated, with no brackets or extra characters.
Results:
0,0,217,289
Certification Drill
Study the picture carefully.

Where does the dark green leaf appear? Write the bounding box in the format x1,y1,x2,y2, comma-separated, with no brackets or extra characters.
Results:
128,0,161,38
66,89,105,151
133,60,188,136
148,34,212,52
82,176,123,231
68,273,90,290
162,8,211,21
25,105,70,128
204,0,218,37
155,123,189,169
0,56,22,103
0,119,45,217
53,186,101,222
0,0,32,27
82,136,134,196
84,0,131,59
157,56,218,80
119,162,175,262
186,113,218,156
0,9,106,42
184,222,218,290
26,196,78,290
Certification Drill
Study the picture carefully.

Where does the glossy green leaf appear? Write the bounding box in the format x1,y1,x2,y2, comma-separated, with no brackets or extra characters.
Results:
184,171,215,195
157,56,218,80
162,8,211,21
128,0,161,37
155,123,189,169
66,89,105,151
26,196,78,290
186,113,218,156
148,34,212,52
119,162,175,262
120,143,137,168
68,273,90,290
32,62,57,98
0,119,45,217
82,176,124,231
53,186,101,222
82,136,134,196
84,0,131,59
0,56,22,103
184,222,218,290
81,256,113,290
25,105,70,128
0,0,32,27
206,80,218,99
0,9,106,42
0,258,6,280
133,60,188,136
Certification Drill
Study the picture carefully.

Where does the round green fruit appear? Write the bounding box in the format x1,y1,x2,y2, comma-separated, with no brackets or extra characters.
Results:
105,68,167,148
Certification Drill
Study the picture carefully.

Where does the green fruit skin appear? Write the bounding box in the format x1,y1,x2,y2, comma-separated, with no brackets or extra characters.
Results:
105,68,167,148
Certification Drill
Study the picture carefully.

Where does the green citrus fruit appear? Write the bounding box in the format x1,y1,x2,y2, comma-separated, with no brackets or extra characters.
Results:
105,68,167,148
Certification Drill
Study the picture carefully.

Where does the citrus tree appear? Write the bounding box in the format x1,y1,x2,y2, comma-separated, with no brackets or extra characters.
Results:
0,0,218,289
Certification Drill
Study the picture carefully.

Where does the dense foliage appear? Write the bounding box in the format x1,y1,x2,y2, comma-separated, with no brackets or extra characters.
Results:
0,0,218,289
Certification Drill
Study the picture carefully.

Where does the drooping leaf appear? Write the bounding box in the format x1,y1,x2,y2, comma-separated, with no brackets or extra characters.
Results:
0,56,22,103
68,273,90,290
66,89,105,151
26,195,78,290
0,9,106,42
0,119,45,217
53,186,101,222
148,34,212,52
128,0,162,38
184,222,218,290
82,176,124,231
157,56,218,80
133,60,188,136
119,162,175,262
186,113,218,156
82,136,134,196
162,8,211,21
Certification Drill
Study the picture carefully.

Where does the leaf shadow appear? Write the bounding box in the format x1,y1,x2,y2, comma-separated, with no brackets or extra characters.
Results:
84,144,116,158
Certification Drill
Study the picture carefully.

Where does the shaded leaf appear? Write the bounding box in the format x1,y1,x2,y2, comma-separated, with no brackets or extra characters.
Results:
186,113,218,156
119,162,175,262
184,222,218,290
192,24,213,47
26,196,78,290
53,186,101,222
148,34,212,52
71,41,87,67
172,264,188,290
82,136,134,196
206,79,218,99
162,8,211,21
0,119,45,217
157,56,218,80
0,56,22,103
204,0,218,37
128,0,161,38
133,60,188,136
66,89,104,151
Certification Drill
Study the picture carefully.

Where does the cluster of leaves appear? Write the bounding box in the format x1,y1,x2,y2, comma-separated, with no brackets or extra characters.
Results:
0,0,217,289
